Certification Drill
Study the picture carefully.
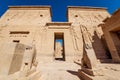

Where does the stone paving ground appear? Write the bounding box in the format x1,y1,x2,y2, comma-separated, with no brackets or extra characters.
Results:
0,61,120,80
36,61,120,80
37,61,81,80
96,63,120,80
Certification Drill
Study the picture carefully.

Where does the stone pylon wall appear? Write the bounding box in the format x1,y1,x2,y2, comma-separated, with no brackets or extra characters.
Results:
0,6,112,72
67,7,111,60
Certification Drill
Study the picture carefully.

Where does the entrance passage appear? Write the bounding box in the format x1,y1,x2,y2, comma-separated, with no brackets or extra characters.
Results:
54,33,65,61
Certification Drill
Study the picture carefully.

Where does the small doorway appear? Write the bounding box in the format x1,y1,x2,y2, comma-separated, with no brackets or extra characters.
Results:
54,33,65,61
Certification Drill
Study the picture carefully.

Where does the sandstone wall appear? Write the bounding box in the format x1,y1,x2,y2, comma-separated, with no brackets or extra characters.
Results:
0,43,25,75
0,6,113,67
0,6,51,26
67,7,111,59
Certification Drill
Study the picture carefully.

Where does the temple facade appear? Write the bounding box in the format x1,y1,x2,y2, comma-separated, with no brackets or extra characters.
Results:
0,6,120,80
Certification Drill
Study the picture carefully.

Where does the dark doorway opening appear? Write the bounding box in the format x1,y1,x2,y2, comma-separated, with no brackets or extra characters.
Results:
54,33,65,61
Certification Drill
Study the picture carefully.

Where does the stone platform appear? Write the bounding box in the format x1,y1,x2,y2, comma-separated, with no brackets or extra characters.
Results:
78,63,120,80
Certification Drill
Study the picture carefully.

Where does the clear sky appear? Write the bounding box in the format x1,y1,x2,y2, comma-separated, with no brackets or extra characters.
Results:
0,0,120,22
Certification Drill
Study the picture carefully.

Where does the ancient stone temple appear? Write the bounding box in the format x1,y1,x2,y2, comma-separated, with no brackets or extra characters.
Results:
0,6,120,80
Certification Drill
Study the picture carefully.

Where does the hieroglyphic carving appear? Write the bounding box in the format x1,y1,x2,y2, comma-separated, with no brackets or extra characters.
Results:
6,11,19,22
76,13,104,26
70,24,84,61
94,15,100,22
70,25,83,52
98,14,104,19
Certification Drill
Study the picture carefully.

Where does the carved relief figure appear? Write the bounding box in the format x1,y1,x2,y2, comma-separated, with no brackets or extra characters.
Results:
71,25,83,52
70,24,84,61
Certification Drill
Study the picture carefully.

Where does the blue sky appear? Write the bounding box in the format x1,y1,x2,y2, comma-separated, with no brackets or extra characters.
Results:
0,0,120,22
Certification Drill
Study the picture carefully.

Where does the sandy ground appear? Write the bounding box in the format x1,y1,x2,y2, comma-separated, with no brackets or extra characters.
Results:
37,61,81,80
36,61,120,80
0,61,120,80
96,63,120,80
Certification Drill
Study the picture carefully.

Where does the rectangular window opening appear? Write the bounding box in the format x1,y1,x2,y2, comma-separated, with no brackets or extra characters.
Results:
13,40,20,43
10,31,29,34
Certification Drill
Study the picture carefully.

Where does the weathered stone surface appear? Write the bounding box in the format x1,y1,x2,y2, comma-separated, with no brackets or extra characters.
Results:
0,6,120,80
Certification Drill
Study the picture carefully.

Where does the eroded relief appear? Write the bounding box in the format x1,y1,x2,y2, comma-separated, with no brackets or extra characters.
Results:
70,25,83,52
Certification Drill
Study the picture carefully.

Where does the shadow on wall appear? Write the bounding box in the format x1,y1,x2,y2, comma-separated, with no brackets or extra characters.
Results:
92,31,112,60
101,34,112,59
9,43,25,75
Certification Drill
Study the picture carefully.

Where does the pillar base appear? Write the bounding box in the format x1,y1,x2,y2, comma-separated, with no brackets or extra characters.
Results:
78,69,94,80
78,67,104,80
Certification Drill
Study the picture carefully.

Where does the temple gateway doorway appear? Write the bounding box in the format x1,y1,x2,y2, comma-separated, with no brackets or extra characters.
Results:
54,33,65,61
